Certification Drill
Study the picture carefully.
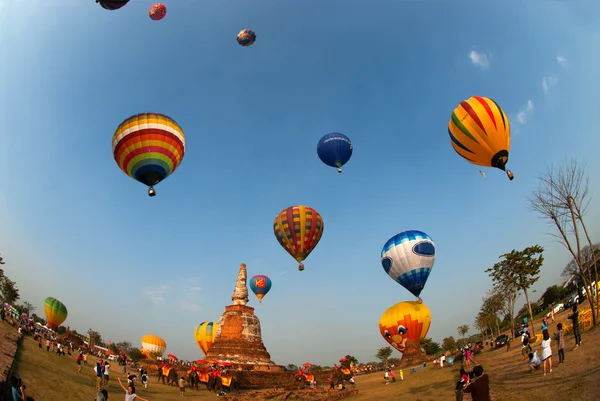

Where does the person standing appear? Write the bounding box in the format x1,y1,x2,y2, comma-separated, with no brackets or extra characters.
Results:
463,365,490,401
568,304,581,348
556,323,565,363
540,332,553,376
103,361,111,386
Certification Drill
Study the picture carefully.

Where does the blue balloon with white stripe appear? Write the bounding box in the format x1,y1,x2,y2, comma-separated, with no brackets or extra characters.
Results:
317,133,353,173
380,230,436,298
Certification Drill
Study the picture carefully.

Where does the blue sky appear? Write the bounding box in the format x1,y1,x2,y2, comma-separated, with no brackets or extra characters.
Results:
2,0,600,366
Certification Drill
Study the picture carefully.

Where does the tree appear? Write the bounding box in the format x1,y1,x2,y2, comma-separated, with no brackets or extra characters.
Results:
57,326,67,335
419,337,441,355
87,329,103,348
541,285,569,308
0,254,5,264
116,341,133,353
375,346,393,368
16,301,35,315
442,336,456,352
286,364,298,371
474,312,491,343
128,348,145,362
485,245,543,336
480,290,505,337
344,355,359,365
457,324,469,338
529,159,598,324
0,269,20,305
388,357,401,366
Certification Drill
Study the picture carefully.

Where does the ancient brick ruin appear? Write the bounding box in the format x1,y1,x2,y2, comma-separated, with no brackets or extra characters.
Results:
205,263,285,372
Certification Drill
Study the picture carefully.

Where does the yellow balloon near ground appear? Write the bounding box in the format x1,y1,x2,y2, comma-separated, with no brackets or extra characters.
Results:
379,301,431,354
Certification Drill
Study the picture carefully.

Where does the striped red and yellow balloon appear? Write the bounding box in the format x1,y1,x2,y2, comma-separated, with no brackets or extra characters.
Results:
448,96,513,180
273,205,324,271
194,322,217,355
378,301,431,355
43,297,68,330
112,112,186,196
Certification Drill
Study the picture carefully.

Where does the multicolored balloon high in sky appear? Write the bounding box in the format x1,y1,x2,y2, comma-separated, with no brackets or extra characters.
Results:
194,321,217,355
237,29,256,46
317,133,353,173
96,0,130,10
381,230,436,299
249,275,272,303
112,112,186,197
273,205,324,271
149,3,167,20
141,334,167,358
448,96,513,180
379,300,432,354
43,297,68,330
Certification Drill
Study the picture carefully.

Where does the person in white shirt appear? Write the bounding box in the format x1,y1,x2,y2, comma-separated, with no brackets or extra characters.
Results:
103,362,111,385
439,354,445,369
540,332,553,375
528,351,541,371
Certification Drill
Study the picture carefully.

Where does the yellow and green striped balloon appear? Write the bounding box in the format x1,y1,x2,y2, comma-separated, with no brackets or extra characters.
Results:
44,297,68,330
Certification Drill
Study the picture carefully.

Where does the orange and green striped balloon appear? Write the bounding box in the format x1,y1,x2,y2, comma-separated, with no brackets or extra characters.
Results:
448,96,514,180
273,205,324,271
112,112,186,196
44,297,68,330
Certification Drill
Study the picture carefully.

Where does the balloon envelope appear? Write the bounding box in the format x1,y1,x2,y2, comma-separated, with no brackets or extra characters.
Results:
194,322,217,355
149,3,167,20
141,334,167,357
317,133,353,172
112,112,186,193
249,275,272,303
237,29,256,46
43,297,68,330
379,301,431,354
381,230,435,298
448,96,513,180
273,205,324,271
96,0,129,10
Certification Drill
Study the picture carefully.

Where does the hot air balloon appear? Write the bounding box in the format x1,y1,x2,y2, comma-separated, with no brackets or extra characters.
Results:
379,300,431,354
273,205,324,271
140,334,167,357
237,29,256,47
149,3,167,20
317,133,353,173
96,0,129,10
194,322,217,355
112,112,186,197
43,297,68,330
380,230,435,299
448,96,514,180
249,275,272,303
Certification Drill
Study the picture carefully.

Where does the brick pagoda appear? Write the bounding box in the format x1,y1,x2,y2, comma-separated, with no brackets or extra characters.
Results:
205,263,284,372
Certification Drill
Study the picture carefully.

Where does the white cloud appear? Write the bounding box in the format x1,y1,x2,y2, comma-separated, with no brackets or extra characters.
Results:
468,50,490,69
180,279,204,311
542,75,558,95
557,55,566,65
516,100,534,124
144,285,169,305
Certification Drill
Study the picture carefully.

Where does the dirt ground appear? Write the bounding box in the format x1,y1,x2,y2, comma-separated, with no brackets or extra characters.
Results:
5,307,600,400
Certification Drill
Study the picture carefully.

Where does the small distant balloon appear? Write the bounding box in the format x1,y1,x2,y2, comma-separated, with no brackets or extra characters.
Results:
149,3,167,20
237,29,256,47
317,133,353,173
249,275,272,303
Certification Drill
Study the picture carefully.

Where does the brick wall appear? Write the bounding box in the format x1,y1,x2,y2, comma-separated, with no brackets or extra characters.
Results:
0,326,20,398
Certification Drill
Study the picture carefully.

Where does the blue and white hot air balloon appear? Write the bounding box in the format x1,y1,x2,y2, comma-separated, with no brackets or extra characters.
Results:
380,230,436,298
316,133,353,173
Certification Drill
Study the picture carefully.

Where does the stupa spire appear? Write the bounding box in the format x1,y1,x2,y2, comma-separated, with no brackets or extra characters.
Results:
232,263,249,306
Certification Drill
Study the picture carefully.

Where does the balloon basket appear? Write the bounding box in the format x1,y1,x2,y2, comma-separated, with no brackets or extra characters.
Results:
298,264,304,271
507,170,514,180
148,187,156,197
337,168,342,173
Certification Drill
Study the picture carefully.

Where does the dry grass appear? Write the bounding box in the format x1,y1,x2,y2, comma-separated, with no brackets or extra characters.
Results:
6,307,600,400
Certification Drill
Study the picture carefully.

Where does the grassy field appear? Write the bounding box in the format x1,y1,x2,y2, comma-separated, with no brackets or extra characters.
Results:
6,307,600,400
